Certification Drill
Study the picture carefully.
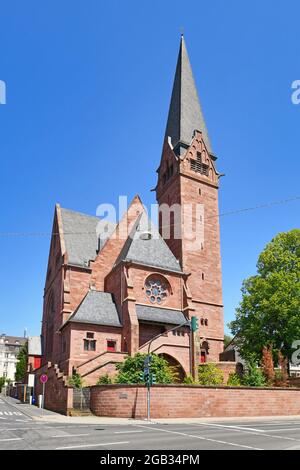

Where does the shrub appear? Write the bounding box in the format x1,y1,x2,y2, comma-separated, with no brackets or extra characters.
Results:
183,375,196,384
198,363,224,386
227,372,242,386
97,374,113,385
242,363,266,387
68,372,85,389
274,369,289,387
115,353,174,384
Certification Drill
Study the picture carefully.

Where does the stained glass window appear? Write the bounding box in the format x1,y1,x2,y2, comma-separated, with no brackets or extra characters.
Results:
145,277,168,304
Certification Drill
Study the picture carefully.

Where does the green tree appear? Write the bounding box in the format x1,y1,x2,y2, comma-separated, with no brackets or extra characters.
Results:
15,343,28,382
198,363,224,386
230,230,300,363
115,353,175,384
0,377,6,392
224,334,233,348
68,372,85,389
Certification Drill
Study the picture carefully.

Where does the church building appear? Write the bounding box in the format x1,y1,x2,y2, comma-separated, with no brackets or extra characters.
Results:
41,36,224,385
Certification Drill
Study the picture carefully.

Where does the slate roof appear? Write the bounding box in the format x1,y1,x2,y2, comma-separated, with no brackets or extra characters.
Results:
60,208,115,267
28,336,42,356
136,304,187,325
115,212,182,273
66,290,122,327
165,36,212,153
0,335,27,346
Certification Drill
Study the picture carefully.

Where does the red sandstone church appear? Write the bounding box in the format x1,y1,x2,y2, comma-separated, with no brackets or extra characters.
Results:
40,37,224,385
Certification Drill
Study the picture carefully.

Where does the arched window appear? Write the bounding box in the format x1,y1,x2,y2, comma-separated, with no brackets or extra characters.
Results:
200,340,210,363
144,274,170,305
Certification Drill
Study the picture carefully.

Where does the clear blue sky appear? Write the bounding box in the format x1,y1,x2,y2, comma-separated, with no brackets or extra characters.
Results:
0,0,299,337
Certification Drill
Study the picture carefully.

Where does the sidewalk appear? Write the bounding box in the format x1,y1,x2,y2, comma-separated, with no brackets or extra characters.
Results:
3,395,300,425
2,395,148,424
2,395,60,419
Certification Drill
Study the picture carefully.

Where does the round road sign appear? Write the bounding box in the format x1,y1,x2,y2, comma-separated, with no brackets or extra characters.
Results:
40,374,48,384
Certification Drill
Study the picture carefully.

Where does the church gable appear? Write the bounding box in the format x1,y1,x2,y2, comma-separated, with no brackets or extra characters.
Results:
115,211,182,273
60,207,115,268
180,131,220,186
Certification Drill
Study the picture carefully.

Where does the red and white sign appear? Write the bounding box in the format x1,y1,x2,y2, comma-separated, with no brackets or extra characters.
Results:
40,374,48,384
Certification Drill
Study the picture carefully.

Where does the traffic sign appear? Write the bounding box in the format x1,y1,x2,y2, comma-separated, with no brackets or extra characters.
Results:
40,374,48,384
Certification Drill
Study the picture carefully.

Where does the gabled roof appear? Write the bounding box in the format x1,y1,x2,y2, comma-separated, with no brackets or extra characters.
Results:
0,335,27,345
165,36,212,153
60,208,115,267
136,304,187,325
115,212,182,273
65,290,122,327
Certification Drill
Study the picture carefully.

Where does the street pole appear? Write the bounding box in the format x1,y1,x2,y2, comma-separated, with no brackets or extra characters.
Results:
147,382,150,420
42,382,45,414
189,327,193,376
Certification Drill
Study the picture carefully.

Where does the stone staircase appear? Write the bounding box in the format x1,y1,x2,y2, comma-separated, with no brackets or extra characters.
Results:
75,351,127,385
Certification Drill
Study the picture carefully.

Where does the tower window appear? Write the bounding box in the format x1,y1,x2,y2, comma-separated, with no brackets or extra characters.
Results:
162,164,174,185
190,152,209,176
86,332,94,339
202,273,205,280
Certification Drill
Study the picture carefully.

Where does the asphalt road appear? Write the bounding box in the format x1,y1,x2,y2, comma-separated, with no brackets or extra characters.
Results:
1,396,300,450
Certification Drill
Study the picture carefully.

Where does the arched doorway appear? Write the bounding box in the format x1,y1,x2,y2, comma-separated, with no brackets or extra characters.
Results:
200,340,210,363
158,353,186,383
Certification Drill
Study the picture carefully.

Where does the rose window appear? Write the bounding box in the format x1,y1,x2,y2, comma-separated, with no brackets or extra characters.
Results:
145,278,168,304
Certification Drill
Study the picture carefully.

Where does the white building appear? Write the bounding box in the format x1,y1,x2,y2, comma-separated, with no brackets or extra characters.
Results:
0,334,27,383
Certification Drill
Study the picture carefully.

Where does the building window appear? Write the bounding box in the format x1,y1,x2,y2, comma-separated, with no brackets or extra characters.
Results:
107,340,116,352
145,275,169,304
34,357,41,369
84,339,96,351
46,292,55,357
202,340,210,356
86,332,94,339
173,329,185,336
190,152,209,176
200,351,206,363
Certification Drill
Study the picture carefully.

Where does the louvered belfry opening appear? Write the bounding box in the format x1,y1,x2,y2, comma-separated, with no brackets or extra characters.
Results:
190,152,209,176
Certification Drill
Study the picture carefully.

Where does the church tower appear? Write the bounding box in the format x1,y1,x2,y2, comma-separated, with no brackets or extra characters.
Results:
156,36,224,361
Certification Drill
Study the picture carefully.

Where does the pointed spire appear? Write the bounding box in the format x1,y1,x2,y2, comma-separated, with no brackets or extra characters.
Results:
165,35,212,154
